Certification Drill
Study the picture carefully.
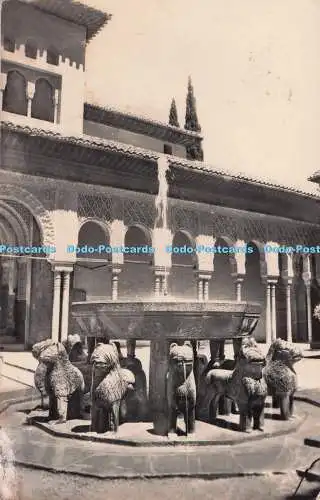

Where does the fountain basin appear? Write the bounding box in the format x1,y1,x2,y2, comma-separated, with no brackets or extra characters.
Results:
71,300,261,340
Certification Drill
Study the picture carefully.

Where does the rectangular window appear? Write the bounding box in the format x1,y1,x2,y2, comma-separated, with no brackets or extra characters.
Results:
164,144,173,155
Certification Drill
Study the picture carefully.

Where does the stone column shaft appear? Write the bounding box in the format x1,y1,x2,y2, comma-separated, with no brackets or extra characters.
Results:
305,282,312,344
197,278,204,301
60,271,71,342
265,282,272,345
286,281,293,343
51,270,61,343
271,283,277,341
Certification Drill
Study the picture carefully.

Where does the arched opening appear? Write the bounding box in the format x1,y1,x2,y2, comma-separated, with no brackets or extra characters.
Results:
292,255,308,342
119,225,153,299
46,47,59,66
0,200,53,348
168,231,196,299
243,242,265,341
25,39,37,59
2,70,28,116
31,78,55,122
209,237,235,300
3,37,15,52
73,221,111,301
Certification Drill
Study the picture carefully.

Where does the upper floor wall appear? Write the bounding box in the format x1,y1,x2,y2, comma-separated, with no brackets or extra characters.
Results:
1,0,87,135
83,120,187,158
83,104,203,160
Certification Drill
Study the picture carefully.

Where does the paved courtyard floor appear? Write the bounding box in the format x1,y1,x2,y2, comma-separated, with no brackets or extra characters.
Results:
9,468,320,500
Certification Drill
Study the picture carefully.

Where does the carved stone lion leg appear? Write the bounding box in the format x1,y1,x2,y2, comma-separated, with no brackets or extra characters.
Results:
111,401,121,433
186,406,196,434
209,394,220,422
54,395,68,424
67,390,82,420
289,393,295,418
48,395,58,420
252,400,265,431
90,401,99,432
272,395,280,408
279,394,291,420
238,403,252,432
168,404,177,433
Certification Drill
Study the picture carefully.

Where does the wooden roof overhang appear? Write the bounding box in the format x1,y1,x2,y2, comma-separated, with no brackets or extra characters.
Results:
1,121,319,225
4,0,111,42
84,104,204,147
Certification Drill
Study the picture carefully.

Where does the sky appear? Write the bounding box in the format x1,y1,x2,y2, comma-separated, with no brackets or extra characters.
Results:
84,0,320,194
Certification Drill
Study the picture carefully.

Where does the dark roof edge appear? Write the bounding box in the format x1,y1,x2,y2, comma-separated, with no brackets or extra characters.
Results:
10,0,111,42
84,103,203,145
1,120,318,201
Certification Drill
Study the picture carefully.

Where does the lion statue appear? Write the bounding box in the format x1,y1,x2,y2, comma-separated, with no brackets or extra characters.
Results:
200,337,267,432
62,333,88,363
264,338,303,420
32,339,56,408
112,341,148,422
90,343,135,433
38,342,85,423
167,341,197,436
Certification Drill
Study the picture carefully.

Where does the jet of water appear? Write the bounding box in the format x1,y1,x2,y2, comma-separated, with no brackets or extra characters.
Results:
154,155,170,230
0,428,16,500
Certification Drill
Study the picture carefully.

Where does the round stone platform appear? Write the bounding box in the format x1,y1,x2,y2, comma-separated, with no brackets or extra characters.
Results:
25,400,306,447
1,396,319,479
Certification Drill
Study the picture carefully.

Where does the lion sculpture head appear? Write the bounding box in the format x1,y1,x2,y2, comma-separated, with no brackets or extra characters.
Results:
266,339,303,367
32,339,56,360
38,342,69,365
169,341,194,379
90,342,119,371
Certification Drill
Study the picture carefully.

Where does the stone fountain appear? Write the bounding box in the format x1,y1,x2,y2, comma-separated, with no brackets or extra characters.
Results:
71,155,262,436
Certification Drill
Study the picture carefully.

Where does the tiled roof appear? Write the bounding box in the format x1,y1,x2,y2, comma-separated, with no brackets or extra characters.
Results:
12,0,111,41
84,103,203,146
308,171,320,183
1,120,319,200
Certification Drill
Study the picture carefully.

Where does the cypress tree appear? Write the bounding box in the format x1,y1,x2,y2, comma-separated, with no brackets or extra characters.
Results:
184,76,201,133
184,77,204,160
169,98,179,127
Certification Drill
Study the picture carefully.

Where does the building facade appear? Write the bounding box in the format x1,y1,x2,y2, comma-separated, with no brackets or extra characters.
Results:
1,0,320,351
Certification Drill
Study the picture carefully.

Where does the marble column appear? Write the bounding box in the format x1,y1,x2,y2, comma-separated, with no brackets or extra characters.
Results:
51,270,61,343
111,266,122,300
271,281,277,342
1,260,15,333
265,281,272,345
197,277,204,301
27,82,35,118
203,279,209,301
60,270,71,342
149,339,170,435
305,280,313,344
234,277,244,302
285,279,293,343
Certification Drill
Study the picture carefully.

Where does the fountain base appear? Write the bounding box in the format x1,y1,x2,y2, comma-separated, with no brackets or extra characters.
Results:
26,401,306,447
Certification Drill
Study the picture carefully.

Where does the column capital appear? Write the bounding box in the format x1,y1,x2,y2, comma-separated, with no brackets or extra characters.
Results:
284,278,293,286
194,270,212,281
152,265,170,277
110,263,123,275
264,276,278,285
51,263,73,273
231,273,245,283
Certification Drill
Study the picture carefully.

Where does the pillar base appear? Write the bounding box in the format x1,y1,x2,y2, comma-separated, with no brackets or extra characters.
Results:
149,339,170,436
